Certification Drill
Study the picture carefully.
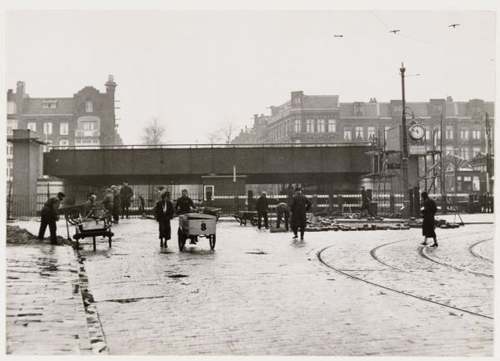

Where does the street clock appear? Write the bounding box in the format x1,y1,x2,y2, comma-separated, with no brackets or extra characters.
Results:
408,124,425,141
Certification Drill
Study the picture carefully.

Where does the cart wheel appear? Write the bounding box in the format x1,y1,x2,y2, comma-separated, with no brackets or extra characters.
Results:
209,234,216,250
177,228,186,251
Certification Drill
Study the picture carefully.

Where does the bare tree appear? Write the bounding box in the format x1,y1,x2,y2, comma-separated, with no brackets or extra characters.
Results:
141,117,166,145
206,130,223,144
220,122,235,144
205,121,237,144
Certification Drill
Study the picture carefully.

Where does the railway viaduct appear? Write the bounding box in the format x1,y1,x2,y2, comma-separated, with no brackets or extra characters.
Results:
43,143,373,190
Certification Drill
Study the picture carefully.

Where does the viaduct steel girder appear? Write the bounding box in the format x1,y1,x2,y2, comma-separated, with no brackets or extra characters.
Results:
43,144,372,185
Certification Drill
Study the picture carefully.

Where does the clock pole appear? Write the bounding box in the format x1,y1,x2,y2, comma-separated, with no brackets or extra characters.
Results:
400,63,410,218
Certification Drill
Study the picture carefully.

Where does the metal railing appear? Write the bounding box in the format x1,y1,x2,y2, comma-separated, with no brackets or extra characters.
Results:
48,141,375,151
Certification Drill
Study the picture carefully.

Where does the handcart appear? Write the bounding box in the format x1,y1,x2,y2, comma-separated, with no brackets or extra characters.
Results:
177,213,217,251
63,204,113,251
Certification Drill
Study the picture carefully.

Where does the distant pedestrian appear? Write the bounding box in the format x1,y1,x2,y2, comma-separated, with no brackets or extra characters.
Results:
84,192,98,220
154,191,174,248
102,188,114,223
138,195,146,215
38,192,65,244
420,192,438,247
112,186,121,224
120,181,134,219
175,189,195,215
290,188,311,241
276,201,290,231
360,186,372,218
256,192,269,229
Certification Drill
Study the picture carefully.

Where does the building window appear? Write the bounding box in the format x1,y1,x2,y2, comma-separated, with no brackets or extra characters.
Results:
7,143,13,156
59,122,69,135
472,129,481,140
306,119,314,133
435,128,441,140
7,101,16,114
445,126,454,140
460,129,469,140
43,122,53,135
82,121,97,131
472,147,481,157
328,119,336,133
367,126,376,140
317,119,325,133
27,122,37,132
85,101,93,113
294,119,301,133
355,126,364,140
472,176,480,191
425,127,431,142
460,147,470,160
344,128,352,141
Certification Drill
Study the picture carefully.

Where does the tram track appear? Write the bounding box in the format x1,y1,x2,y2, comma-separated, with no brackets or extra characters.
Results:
317,243,493,320
419,245,493,278
368,231,493,279
469,239,493,264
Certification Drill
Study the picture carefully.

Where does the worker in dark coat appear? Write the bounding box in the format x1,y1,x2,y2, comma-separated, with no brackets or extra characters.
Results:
175,189,195,215
112,186,121,224
256,192,269,229
360,186,372,218
154,191,174,248
102,188,114,224
38,192,65,244
290,188,311,241
420,192,438,247
276,201,290,231
120,181,134,219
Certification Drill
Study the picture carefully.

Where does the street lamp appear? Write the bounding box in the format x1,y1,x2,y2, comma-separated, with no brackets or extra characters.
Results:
400,63,410,216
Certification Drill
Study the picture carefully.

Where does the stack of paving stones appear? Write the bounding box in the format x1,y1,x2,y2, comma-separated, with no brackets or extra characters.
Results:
302,215,462,232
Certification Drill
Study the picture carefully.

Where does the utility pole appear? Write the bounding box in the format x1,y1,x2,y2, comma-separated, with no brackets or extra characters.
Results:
485,112,492,193
400,63,410,216
440,111,446,213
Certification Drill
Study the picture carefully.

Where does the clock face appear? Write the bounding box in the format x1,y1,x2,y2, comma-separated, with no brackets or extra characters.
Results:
409,124,425,140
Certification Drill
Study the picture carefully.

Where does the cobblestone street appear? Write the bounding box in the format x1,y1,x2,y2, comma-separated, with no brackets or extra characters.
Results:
7,216,494,356
6,244,91,354
71,217,498,355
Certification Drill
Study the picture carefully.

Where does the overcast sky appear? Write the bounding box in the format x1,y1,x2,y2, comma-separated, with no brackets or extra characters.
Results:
6,10,496,144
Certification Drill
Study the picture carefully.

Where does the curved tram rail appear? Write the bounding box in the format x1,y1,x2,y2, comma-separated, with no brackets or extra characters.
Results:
317,242,493,320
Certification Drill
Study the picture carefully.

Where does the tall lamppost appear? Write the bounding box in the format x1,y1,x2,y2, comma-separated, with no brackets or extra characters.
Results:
400,63,410,215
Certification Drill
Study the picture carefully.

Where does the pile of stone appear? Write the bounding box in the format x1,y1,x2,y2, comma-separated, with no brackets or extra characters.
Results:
6,225,72,246
407,218,463,229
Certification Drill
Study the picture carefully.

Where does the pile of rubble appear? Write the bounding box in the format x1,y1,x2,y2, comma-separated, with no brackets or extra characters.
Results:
6,225,72,246
407,218,463,229
300,215,463,232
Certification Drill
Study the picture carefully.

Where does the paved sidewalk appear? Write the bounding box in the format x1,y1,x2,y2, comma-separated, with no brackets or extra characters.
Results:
70,217,493,356
6,244,92,354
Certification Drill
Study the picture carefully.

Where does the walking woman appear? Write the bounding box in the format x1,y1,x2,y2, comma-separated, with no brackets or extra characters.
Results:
420,192,438,247
154,191,174,248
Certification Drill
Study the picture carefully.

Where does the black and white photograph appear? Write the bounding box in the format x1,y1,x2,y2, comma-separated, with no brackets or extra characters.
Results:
3,0,497,357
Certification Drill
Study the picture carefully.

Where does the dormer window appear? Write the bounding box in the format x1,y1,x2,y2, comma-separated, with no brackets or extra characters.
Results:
42,100,57,109
85,101,93,113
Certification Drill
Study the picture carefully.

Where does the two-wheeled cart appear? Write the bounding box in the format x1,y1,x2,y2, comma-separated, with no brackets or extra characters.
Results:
177,213,217,251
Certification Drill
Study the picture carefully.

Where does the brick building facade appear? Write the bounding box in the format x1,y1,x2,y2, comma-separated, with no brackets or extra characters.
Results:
232,91,494,194
6,75,122,181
